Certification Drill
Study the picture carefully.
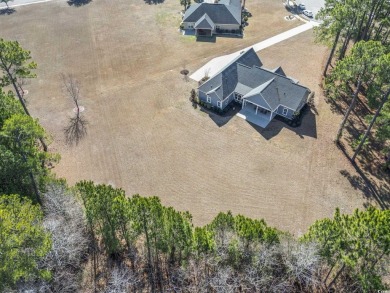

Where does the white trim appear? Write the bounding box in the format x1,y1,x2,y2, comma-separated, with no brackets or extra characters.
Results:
258,93,273,111
243,97,271,111
221,92,233,103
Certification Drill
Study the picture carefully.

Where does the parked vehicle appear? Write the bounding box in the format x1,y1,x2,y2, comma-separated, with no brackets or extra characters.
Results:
303,10,313,17
298,3,305,9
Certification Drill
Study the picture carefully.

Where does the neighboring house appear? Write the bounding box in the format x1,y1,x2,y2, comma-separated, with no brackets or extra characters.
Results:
182,0,242,36
198,48,310,128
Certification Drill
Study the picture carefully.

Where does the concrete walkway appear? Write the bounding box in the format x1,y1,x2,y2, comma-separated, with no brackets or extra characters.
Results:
190,21,319,82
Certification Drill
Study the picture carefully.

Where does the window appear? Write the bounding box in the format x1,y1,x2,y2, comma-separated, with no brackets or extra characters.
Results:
282,107,288,116
217,101,222,108
207,96,211,103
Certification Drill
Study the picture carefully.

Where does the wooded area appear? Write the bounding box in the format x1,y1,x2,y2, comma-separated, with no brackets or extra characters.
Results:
316,0,390,170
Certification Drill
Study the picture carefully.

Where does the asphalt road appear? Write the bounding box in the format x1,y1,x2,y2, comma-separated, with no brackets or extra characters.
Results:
295,0,325,19
0,0,57,9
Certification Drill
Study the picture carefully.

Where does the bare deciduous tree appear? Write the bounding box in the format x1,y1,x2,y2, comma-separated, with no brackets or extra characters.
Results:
61,74,88,146
282,241,321,289
106,265,140,293
41,183,89,293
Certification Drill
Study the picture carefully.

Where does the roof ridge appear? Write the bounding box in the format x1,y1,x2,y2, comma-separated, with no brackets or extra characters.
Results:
252,65,308,90
198,48,256,88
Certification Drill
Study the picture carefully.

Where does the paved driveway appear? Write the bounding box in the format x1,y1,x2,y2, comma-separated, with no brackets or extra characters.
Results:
190,21,318,82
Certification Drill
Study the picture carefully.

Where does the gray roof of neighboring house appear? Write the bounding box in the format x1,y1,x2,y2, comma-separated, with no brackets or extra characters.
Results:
183,0,241,25
194,14,215,29
198,48,310,111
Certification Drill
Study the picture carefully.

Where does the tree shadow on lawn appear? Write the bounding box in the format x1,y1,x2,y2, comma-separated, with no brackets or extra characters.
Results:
67,0,91,6
338,142,390,210
248,106,317,140
0,8,16,15
144,0,165,4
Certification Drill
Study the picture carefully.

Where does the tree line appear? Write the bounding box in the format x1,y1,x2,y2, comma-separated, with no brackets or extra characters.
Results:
316,0,390,168
1,179,389,292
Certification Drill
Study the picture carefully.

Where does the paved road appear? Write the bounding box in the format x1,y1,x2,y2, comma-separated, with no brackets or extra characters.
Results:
0,0,57,9
190,21,319,82
294,0,325,19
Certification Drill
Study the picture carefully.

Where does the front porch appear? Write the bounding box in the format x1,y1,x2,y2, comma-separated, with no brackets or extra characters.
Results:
196,29,213,36
236,101,276,128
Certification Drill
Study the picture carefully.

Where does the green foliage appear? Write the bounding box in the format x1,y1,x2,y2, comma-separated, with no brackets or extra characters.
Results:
77,181,128,255
0,114,58,200
351,133,370,151
0,38,37,87
0,89,23,128
208,211,279,245
163,207,193,263
375,101,390,143
193,226,215,255
303,207,390,291
0,194,51,290
234,214,279,244
326,41,385,97
76,182,194,264
180,0,191,10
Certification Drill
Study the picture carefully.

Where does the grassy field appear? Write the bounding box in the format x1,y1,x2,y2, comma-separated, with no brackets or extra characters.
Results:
1,0,378,233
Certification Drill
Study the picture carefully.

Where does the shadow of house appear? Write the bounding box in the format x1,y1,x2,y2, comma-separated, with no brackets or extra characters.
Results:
200,102,241,127
247,106,317,140
196,33,242,42
67,0,92,6
0,8,16,15
196,35,216,43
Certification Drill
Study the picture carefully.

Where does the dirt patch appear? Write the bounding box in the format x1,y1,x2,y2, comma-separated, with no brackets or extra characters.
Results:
1,0,374,233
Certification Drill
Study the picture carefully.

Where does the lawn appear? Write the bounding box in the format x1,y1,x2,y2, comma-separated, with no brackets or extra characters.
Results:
1,0,379,233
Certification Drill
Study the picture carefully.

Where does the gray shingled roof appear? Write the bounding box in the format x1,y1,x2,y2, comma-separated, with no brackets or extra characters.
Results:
242,79,274,110
198,48,263,100
194,14,215,29
271,66,286,77
183,0,241,25
237,64,309,110
198,48,309,111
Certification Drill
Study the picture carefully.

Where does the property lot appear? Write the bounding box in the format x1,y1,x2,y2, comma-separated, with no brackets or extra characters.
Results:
1,0,370,233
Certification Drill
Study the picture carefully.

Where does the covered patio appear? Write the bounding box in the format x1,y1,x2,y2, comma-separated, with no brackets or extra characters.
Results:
194,13,215,37
196,29,212,36
237,100,276,128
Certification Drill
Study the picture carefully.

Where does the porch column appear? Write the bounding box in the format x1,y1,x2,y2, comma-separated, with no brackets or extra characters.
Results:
255,106,258,115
